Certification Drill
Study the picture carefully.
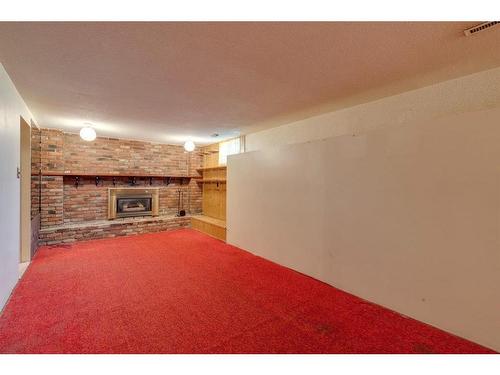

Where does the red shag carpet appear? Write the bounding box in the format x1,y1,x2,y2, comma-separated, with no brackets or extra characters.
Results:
0,229,495,354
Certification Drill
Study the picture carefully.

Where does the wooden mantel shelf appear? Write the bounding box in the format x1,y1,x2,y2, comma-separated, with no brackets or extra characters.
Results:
36,171,200,178
196,166,227,173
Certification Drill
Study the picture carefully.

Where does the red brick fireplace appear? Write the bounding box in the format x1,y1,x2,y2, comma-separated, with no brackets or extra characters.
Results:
32,128,202,245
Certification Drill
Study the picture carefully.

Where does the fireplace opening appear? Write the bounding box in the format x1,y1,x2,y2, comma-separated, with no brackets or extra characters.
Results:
116,197,152,217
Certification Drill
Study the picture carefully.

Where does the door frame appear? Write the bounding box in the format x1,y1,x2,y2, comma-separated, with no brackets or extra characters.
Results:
20,116,31,263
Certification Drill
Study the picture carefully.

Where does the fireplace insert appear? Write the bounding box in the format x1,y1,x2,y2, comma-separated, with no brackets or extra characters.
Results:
108,188,159,220
116,196,152,217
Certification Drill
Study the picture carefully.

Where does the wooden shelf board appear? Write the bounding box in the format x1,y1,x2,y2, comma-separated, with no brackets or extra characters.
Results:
38,172,198,178
196,166,227,172
191,215,226,228
196,179,227,183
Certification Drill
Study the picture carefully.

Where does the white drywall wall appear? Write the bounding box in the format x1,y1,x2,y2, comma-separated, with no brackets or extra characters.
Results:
228,68,500,351
0,64,35,310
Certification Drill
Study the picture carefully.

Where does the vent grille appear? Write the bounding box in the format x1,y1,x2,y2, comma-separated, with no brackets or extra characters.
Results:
464,21,500,36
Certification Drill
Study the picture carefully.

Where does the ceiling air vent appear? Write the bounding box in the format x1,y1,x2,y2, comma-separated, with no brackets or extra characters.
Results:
464,21,500,36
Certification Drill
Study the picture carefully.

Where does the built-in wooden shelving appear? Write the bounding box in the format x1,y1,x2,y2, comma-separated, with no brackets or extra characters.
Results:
193,147,227,241
199,150,219,156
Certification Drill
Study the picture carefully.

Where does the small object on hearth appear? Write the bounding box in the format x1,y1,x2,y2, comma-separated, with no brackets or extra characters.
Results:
176,188,186,217
95,176,100,186
75,176,80,188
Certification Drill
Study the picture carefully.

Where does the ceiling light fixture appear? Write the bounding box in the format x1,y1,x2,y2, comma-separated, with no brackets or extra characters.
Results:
80,125,96,142
184,140,195,152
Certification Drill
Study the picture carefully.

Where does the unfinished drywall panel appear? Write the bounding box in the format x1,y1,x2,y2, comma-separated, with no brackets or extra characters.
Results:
0,64,35,309
228,106,500,352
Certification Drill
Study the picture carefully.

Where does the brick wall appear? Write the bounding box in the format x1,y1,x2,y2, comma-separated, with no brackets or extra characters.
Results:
41,128,64,173
36,128,202,237
31,126,41,220
41,176,64,226
38,128,202,176
57,132,195,175
62,176,198,223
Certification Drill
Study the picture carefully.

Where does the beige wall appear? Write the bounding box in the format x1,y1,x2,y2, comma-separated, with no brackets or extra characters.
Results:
0,64,36,309
228,67,500,352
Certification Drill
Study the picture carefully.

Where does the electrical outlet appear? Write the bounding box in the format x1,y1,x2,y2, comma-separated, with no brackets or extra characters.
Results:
17,166,21,179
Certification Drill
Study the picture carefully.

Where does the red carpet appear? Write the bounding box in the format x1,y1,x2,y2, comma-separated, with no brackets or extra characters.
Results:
0,229,495,353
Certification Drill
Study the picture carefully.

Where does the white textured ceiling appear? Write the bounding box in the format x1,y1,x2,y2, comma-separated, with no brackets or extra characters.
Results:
0,22,499,144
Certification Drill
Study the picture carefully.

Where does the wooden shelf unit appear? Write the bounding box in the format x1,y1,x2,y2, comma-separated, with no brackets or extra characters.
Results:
200,165,226,222
192,142,227,241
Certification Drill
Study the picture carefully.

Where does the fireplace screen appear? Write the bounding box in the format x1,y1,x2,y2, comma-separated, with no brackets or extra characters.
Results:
116,197,152,217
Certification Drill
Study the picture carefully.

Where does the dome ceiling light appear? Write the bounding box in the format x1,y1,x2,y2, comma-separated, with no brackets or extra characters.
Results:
80,125,96,142
184,140,195,152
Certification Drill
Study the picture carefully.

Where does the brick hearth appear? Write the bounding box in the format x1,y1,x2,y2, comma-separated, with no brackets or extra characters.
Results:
39,215,191,245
